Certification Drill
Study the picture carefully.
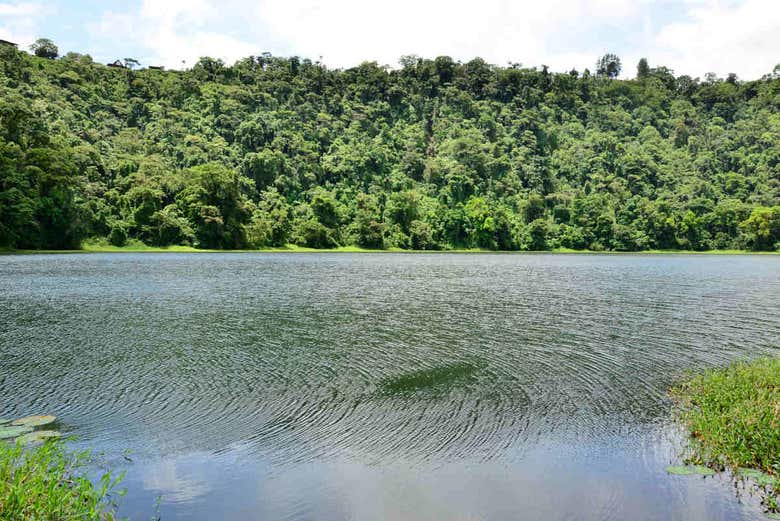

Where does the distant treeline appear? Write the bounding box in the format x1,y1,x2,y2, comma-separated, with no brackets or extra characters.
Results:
1,45,779,251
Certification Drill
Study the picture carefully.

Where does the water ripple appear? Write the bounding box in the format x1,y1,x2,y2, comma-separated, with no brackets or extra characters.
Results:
1,253,778,472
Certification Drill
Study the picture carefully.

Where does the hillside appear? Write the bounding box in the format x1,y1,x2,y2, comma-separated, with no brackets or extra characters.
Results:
1,46,779,251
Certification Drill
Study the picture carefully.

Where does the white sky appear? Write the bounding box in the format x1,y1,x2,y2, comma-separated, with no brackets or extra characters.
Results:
0,0,778,79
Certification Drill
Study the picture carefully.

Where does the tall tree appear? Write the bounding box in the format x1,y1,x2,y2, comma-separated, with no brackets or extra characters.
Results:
29,38,58,59
596,53,622,79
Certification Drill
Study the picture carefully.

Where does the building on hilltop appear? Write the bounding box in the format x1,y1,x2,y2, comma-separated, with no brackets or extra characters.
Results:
106,59,127,68
148,65,164,70
0,39,18,48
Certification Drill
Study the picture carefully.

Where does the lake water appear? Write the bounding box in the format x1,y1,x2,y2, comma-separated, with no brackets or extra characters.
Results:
1,253,779,520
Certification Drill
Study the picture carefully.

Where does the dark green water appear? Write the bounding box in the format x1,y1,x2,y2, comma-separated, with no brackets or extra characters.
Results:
1,253,778,520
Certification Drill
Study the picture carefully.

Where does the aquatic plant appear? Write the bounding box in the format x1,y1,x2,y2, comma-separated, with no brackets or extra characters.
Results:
0,439,125,520
665,465,715,476
0,413,59,443
671,357,780,509
11,414,56,427
0,426,33,440
17,430,62,446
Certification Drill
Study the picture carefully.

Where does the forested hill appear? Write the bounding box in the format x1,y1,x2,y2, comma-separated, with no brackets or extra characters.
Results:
1,45,779,251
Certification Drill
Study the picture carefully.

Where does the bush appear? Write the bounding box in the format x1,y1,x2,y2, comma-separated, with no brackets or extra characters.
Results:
409,220,437,250
108,226,127,247
292,219,338,248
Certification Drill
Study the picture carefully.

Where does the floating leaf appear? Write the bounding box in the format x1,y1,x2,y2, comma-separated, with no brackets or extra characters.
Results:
11,415,56,427
0,419,10,425
665,465,715,476
765,513,780,520
0,425,34,439
16,430,61,445
737,468,780,487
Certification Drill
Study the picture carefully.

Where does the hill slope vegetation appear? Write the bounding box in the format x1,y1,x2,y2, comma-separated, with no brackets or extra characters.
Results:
1,46,779,251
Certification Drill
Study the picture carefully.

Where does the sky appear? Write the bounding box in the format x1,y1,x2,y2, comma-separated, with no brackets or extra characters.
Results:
0,0,778,79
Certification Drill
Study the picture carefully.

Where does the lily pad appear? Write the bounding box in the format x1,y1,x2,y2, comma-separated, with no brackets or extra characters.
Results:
16,430,61,445
11,415,56,427
0,425,34,439
665,465,716,476
0,419,10,425
737,468,780,487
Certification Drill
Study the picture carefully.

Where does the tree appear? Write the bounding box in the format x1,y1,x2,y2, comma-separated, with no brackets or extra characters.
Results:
637,58,650,79
740,206,780,251
176,163,252,249
30,38,58,59
0,40,778,253
596,53,622,79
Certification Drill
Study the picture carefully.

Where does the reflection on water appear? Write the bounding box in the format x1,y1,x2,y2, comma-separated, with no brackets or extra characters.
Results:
1,253,778,520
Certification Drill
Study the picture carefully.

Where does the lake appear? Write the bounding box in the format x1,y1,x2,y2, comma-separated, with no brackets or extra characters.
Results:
1,252,778,520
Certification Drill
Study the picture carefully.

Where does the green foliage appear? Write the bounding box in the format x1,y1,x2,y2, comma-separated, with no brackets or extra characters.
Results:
29,39,58,59
597,53,622,79
637,58,650,79
0,47,779,251
0,440,124,520
671,357,780,499
740,206,780,251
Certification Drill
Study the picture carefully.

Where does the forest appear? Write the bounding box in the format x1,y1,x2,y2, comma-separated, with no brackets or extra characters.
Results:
1,42,779,251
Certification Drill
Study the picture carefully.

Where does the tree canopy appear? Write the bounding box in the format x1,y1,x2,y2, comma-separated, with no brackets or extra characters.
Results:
29,39,58,59
1,45,779,251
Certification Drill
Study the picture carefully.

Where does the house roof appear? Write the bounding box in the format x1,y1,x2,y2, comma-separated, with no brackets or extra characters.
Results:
0,39,18,47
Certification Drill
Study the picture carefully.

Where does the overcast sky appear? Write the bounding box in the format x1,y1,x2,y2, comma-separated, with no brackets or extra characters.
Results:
1,0,778,79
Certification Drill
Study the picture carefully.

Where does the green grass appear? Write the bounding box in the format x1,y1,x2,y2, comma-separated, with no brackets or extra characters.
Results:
671,358,780,506
2,240,777,255
0,440,125,520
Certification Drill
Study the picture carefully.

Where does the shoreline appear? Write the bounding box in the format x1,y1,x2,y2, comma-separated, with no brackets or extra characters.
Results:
1,244,778,255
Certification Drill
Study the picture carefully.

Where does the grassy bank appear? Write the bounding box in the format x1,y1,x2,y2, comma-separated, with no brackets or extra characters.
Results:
0,440,124,520
672,358,780,507
2,239,778,255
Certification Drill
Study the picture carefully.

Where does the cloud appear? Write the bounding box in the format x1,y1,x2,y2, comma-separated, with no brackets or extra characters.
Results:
87,0,778,78
91,0,259,69
0,1,43,47
254,0,654,69
651,0,780,79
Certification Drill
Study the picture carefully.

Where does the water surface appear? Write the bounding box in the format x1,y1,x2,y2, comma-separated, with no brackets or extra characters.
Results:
1,253,778,520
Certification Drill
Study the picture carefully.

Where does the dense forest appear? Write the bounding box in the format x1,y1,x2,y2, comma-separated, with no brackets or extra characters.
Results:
1,42,779,251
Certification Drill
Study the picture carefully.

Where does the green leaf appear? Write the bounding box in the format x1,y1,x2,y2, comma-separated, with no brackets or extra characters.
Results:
0,425,34,439
737,468,780,487
11,414,56,427
665,465,716,476
16,430,61,445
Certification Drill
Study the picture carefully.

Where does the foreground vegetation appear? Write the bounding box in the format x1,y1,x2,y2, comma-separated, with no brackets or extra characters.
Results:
0,440,124,520
672,358,780,508
1,43,779,252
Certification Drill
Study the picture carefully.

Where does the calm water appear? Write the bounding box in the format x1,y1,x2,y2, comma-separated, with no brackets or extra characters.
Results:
1,253,779,520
